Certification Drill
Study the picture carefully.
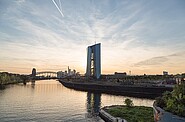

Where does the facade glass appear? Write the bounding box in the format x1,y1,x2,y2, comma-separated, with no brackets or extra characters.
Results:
86,43,101,79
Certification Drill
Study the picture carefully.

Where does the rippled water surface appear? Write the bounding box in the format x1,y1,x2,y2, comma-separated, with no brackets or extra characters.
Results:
0,80,154,122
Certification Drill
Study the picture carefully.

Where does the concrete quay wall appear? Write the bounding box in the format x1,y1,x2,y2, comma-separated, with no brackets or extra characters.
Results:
99,109,127,122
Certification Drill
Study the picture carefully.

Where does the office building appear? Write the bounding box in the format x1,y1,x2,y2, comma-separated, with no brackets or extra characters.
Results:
86,43,101,79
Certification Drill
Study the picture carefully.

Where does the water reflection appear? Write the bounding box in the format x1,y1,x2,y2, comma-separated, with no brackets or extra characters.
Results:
0,85,5,90
31,80,35,89
87,92,101,115
86,92,103,121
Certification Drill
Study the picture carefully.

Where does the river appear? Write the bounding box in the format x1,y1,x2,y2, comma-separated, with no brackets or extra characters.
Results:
0,80,154,122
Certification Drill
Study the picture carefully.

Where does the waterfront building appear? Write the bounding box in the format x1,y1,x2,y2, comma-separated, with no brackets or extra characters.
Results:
86,43,101,79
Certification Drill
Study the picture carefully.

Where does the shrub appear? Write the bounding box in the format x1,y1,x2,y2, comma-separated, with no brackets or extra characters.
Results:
124,98,133,107
155,97,165,108
155,83,185,117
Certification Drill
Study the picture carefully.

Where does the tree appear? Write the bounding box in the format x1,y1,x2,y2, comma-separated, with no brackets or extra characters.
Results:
156,83,185,117
162,91,172,103
124,98,133,107
172,83,185,99
155,97,165,108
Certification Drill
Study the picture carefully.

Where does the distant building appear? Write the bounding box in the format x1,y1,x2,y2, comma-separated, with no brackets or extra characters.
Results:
86,43,101,79
57,71,65,78
71,69,76,76
57,68,79,78
101,72,127,79
114,72,127,78
76,72,80,76
73,69,76,75
64,70,67,76
68,66,71,76
175,75,185,85
163,71,168,75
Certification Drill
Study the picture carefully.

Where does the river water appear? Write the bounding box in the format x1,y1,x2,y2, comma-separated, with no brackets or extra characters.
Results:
0,80,154,122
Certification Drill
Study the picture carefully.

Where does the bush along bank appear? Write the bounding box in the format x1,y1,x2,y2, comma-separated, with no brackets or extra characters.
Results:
155,83,185,117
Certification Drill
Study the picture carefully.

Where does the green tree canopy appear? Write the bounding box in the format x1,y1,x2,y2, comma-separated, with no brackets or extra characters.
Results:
124,98,133,107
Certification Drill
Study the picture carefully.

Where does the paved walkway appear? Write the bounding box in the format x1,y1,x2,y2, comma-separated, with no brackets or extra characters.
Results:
154,105,185,122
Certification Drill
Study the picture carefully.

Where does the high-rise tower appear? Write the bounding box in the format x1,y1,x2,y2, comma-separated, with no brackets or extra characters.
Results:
86,43,101,79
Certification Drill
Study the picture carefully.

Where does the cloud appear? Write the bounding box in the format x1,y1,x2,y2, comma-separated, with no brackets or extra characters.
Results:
0,0,185,74
168,51,185,57
134,56,168,66
15,0,25,5
134,51,185,67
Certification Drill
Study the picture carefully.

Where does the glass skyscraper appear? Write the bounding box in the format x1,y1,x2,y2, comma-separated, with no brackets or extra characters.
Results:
86,43,101,79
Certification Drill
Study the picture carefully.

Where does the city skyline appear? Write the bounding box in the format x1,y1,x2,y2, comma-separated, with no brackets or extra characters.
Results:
0,0,185,75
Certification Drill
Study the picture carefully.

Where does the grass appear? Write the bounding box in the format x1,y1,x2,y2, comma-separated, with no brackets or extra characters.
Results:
106,105,154,122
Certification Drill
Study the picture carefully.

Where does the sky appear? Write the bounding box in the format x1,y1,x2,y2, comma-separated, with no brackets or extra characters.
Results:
0,0,185,75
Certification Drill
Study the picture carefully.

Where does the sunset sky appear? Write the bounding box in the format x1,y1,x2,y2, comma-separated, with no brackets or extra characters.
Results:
0,0,185,75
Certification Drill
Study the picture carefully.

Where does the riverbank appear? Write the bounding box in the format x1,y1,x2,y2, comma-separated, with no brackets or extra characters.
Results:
59,80,173,98
100,105,154,122
0,72,28,86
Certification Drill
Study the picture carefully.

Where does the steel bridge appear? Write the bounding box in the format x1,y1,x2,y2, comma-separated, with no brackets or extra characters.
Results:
36,71,57,77
31,68,72,80
30,68,58,80
34,71,57,80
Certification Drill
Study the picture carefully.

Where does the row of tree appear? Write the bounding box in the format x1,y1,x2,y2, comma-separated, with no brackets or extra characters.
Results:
0,72,28,85
155,83,185,117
